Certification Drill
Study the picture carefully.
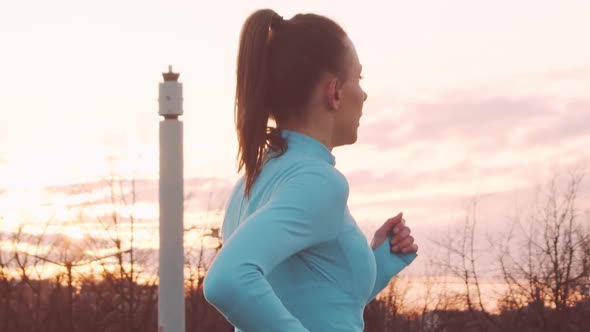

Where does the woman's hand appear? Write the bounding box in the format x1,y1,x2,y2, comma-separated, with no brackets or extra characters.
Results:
370,212,418,253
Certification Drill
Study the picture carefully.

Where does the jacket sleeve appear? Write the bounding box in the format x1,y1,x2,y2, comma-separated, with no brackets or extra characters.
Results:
203,164,348,331
367,232,417,303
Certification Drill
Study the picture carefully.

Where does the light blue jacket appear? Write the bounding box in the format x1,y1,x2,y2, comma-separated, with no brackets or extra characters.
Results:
204,129,417,332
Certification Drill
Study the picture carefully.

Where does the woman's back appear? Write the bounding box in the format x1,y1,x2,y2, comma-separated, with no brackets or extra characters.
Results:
219,129,376,331
205,129,416,331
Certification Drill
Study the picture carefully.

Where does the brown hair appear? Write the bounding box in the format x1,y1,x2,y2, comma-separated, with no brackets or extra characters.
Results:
235,9,349,198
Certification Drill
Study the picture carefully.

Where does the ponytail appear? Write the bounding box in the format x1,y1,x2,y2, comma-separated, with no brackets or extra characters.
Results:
235,9,348,198
235,9,287,199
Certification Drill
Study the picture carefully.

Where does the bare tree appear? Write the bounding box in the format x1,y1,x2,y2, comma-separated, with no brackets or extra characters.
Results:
10,220,55,332
79,172,158,332
432,197,501,330
0,224,19,332
497,172,589,331
185,225,222,331
417,261,464,331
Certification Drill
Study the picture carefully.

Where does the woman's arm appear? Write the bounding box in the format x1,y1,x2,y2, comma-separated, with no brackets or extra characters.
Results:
203,164,348,331
367,232,417,303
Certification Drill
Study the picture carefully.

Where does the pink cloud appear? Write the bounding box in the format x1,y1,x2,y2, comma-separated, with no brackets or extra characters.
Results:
359,96,556,149
358,93,590,156
523,100,590,146
46,176,234,212
544,67,590,81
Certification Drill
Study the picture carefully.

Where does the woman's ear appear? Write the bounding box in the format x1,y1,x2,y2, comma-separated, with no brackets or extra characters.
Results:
326,78,341,110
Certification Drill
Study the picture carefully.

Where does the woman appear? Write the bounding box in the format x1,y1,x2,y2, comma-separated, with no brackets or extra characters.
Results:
204,9,418,332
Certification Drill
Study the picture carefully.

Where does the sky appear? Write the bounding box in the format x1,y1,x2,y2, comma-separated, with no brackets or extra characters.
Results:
1,0,589,274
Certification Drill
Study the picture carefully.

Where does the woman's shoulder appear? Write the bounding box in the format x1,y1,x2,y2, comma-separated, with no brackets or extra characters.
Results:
271,156,349,196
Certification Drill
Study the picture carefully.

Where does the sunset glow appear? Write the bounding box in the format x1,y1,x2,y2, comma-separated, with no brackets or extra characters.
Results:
1,3,589,326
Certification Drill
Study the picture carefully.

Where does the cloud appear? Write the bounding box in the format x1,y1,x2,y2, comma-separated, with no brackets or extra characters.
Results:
345,159,522,195
344,91,590,231
544,67,590,81
522,100,590,146
358,95,559,150
45,176,235,211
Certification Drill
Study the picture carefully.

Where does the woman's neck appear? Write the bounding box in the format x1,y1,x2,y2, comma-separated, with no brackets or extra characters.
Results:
279,123,334,151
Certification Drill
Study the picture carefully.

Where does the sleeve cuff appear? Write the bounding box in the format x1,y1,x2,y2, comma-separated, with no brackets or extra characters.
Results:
369,232,418,301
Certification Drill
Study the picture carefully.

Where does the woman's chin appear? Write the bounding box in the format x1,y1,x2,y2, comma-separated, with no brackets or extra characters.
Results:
347,131,359,145
333,128,359,147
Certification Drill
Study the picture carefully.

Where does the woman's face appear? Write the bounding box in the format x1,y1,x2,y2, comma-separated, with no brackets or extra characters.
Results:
332,36,368,147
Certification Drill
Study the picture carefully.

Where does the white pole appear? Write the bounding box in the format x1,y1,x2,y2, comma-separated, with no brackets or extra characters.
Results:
158,65,185,332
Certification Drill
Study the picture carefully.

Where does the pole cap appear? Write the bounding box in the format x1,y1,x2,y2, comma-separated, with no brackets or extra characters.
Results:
162,65,180,82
